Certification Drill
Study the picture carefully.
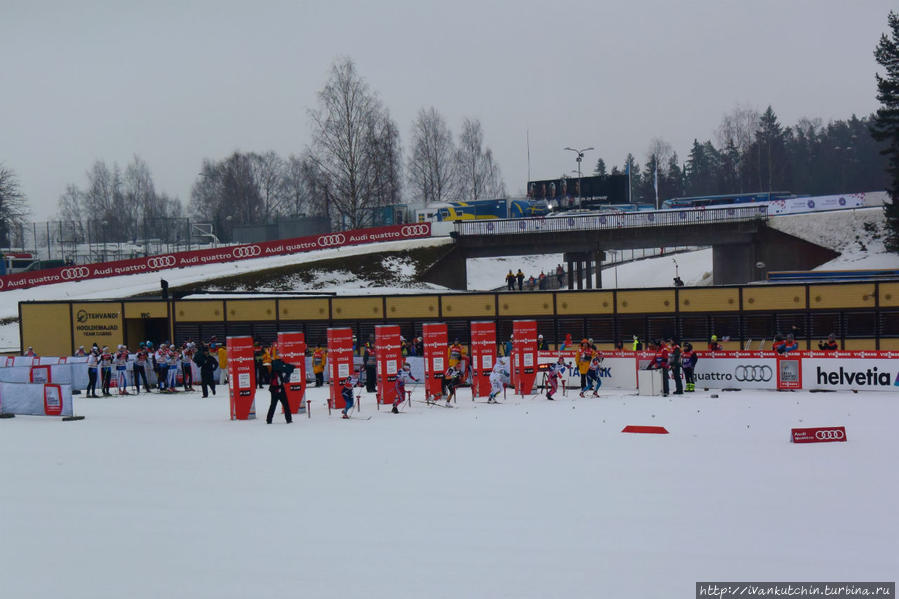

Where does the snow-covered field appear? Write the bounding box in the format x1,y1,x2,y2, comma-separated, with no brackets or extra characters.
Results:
2,385,896,598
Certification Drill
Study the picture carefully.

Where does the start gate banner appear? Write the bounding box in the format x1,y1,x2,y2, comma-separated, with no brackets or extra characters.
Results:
512,320,538,394
327,328,354,410
277,331,307,413
470,321,496,398
227,336,256,420
376,325,403,405
422,323,447,402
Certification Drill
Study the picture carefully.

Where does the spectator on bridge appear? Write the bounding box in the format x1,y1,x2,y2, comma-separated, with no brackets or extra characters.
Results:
818,333,839,351
506,270,516,291
538,271,547,290
556,264,564,286
516,269,524,290
527,275,536,290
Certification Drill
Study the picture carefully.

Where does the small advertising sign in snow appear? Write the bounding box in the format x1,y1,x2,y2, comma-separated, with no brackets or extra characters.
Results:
791,426,847,443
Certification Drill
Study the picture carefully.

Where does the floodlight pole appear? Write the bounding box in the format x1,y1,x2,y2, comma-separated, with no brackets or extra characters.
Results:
564,146,594,207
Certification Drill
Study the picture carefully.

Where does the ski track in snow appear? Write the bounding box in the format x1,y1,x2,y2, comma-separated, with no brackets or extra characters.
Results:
1,386,896,598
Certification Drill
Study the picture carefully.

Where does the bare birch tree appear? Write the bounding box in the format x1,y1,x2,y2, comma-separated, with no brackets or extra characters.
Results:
407,107,457,205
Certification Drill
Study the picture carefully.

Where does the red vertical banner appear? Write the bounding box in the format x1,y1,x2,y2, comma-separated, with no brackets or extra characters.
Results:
376,324,403,405
422,323,447,401
43,384,63,416
470,321,497,398
512,320,538,394
227,336,256,420
277,331,307,414
327,328,354,410
777,355,803,390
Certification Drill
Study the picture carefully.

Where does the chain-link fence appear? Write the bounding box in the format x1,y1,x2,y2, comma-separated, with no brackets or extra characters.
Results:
2,219,219,266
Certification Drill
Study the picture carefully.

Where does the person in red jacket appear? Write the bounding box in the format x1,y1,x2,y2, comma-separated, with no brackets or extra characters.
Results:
650,339,670,396
708,335,723,352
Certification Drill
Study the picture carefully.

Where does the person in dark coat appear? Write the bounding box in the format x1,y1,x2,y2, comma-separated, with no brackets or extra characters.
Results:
363,341,377,393
194,348,219,398
266,369,292,424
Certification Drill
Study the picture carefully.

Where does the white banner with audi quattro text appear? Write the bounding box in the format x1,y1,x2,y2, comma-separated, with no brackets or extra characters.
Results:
692,351,779,390
802,351,899,392
0,382,74,417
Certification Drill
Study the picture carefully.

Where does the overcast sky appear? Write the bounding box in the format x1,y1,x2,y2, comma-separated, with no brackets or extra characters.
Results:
3,0,895,220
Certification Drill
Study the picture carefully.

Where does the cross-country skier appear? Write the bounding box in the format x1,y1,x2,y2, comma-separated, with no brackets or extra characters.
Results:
581,353,603,398
341,370,362,419
545,356,567,400
443,364,462,404
99,346,113,396
166,347,180,392
114,345,130,395
86,346,100,398
393,361,418,413
487,357,510,403
154,344,168,392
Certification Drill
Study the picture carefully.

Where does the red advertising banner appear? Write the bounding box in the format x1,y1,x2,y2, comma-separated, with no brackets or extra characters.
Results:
30,365,52,384
512,320,538,394
0,223,432,293
376,325,403,405
777,355,803,390
227,336,256,420
791,426,847,443
422,323,447,402
470,321,496,398
277,331,307,414
327,328,354,410
43,384,63,417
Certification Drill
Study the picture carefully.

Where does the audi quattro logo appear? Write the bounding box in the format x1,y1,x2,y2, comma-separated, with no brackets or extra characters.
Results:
232,245,262,258
401,224,429,236
735,365,773,382
816,429,844,440
61,266,90,280
146,255,176,269
317,234,346,247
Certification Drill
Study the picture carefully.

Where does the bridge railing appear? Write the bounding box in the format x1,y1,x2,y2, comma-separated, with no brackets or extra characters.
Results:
454,205,769,236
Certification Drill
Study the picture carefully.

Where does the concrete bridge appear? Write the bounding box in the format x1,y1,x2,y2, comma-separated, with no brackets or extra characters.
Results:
421,205,837,289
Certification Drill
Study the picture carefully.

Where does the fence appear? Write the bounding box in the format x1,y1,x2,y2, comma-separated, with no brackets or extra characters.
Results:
454,205,769,237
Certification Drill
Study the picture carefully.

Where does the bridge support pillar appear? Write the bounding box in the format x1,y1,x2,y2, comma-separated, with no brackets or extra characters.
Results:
712,243,756,285
575,261,583,290
594,250,604,288
567,260,574,290
585,260,593,290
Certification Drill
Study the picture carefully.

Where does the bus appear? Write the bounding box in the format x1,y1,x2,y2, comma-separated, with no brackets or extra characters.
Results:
419,199,552,222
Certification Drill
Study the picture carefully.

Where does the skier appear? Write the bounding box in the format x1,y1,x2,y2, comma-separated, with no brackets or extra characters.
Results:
154,344,169,392
312,347,326,387
166,346,180,392
581,352,603,397
668,338,684,395
443,364,462,404
392,361,418,413
181,343,195,391
545,357,566,400
363,341,376,393
133,343,151,393
99,346,113,396
86,346,100,398
682,343,697,392
114,345,130,395
487,357,510,403
341,371,362,419
447,338,464,369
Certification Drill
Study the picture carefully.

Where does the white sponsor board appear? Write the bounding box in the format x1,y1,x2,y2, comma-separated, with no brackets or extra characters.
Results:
0,382,74,417
536,353,637,390
693,357,778,390
803,358,899,391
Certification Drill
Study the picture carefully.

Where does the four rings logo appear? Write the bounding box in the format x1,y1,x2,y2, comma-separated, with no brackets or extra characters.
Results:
232,245,262,259
316,234,346,247
735,365,773,382
815,429,844,440
61,266,90,280
400,224,430,236
147,255,176,269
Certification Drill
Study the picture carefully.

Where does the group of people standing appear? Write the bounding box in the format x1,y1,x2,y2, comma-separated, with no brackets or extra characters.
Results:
504,265,567,291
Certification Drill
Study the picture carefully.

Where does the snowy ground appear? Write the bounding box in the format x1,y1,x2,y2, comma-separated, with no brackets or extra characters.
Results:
1,385,895,598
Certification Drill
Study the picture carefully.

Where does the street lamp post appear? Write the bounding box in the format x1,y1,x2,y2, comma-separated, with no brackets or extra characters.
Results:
564,146,594,207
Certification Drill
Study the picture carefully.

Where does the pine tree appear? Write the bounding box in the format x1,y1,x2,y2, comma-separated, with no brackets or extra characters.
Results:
871,10,899,252
593,157,607,176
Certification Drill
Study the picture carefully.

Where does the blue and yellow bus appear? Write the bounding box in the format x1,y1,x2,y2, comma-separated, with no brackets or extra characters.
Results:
661,191,794,209
432,199,551,221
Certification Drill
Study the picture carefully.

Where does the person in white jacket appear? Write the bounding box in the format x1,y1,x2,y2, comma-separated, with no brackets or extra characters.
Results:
487,357,510,403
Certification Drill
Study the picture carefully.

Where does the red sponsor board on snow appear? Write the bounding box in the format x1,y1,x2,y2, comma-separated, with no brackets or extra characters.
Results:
0,223,432,292
277,331,306,414
327,328,354,410
791,426,847,443
422,323,447,402
227,336,256,420
376,325,403,405
512,320,538,394
470,321,496,398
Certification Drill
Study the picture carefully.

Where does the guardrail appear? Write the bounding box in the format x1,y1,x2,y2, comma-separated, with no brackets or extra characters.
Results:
454,205,768,236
